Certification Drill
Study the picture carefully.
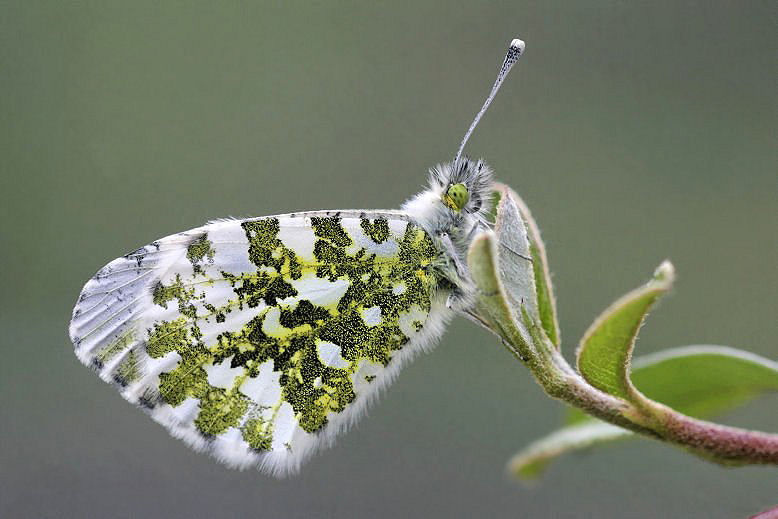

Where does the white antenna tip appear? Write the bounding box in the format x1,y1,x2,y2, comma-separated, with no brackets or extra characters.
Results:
510,38,525,53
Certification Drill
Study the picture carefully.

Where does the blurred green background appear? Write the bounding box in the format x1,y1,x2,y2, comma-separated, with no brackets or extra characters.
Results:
1,2,775,518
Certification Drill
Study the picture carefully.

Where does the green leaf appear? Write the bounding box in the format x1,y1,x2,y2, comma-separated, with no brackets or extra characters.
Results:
493,183,560,347
467,231,533,357
508,421,632,480
631,345,778,418
521,345,778,479
486,188,502,225
530,241,559,347
468,232,502,303
576,261,674,401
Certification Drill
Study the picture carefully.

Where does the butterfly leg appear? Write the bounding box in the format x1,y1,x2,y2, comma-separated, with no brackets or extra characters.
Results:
436,231,474,312
459,307,528,362
439,232,468,278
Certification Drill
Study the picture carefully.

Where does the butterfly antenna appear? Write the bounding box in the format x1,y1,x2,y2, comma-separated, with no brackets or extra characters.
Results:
453,38,525,164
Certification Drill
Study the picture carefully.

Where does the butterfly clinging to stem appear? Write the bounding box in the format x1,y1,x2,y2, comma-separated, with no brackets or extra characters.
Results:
69,37,526,476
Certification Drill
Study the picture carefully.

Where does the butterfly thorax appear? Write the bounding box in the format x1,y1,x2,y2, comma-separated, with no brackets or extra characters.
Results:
400,157,494,308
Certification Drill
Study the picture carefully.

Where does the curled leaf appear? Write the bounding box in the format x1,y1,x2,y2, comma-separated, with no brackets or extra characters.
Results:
493,183,560,346
576,261,675,402
467,231,533,358
492,185,537,322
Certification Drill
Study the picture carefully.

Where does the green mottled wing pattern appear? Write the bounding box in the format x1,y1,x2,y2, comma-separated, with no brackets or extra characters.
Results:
69,212,450,474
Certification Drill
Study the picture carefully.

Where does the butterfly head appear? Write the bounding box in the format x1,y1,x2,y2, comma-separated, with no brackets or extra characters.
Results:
433,157,494,217
435,37,524,218
402,37,524,235
443,183,469,212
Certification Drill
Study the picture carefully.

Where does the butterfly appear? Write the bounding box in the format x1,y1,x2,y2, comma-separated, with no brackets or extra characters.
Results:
69,38,526,476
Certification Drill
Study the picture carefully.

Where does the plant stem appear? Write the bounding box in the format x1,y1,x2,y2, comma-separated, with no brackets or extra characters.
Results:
469,230,778,467
527,324,778,465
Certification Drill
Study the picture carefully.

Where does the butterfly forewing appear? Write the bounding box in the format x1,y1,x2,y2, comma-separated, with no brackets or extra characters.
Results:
70,212,449,474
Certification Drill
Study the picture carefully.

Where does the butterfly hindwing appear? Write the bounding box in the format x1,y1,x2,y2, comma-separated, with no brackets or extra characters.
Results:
69,212,451,475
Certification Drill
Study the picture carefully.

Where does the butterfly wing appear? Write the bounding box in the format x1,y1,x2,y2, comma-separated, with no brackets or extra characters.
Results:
69,212,451,475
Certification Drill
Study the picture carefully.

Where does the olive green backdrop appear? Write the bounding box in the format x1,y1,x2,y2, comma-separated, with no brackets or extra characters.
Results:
1,2,775,518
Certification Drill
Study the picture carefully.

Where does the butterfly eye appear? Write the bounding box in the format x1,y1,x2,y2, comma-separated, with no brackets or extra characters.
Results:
443,183,469,212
